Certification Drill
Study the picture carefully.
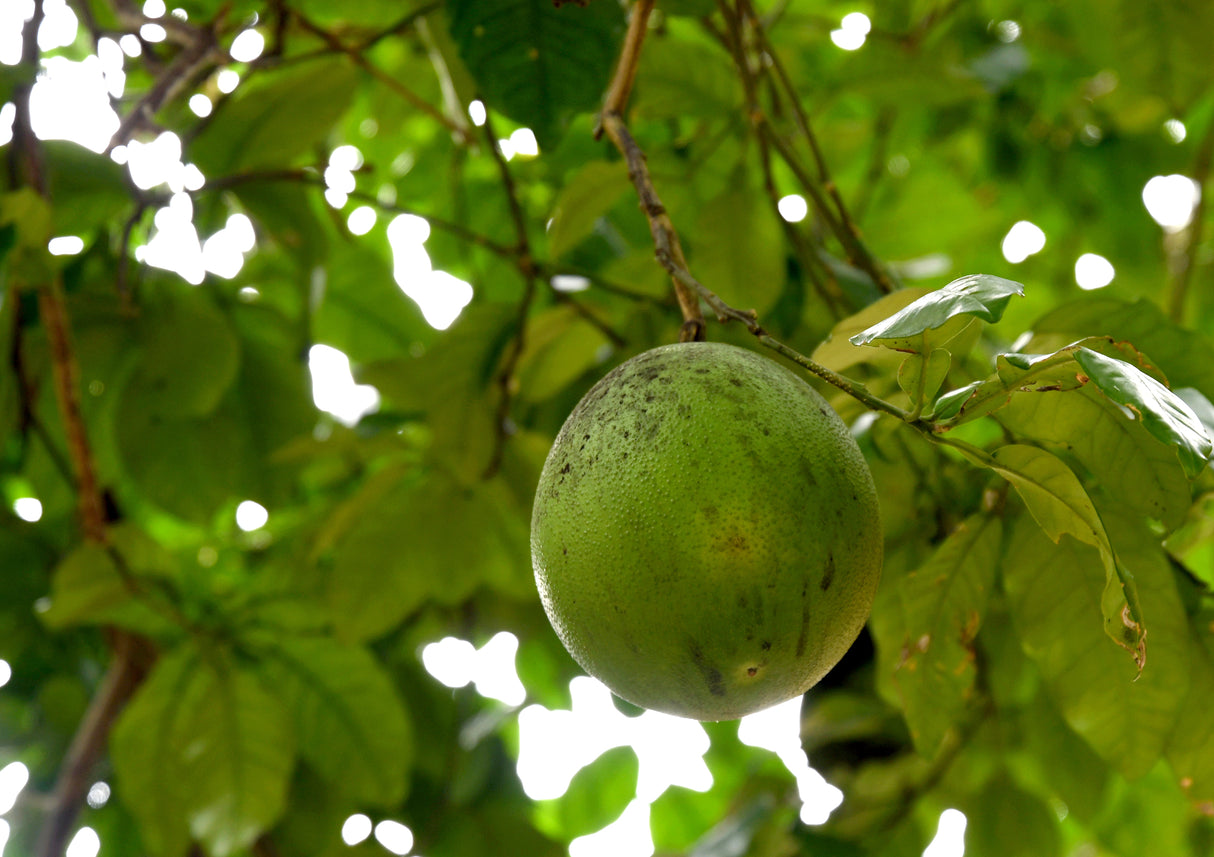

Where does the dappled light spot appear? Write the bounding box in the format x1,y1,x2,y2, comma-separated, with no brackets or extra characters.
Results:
125,132,191,192
29,56,119,153
13,497,42,522
468,100,487,126
387,215,473,330
235,500,268,532
778,194,808,223
569,800,653,857
994,20,1021,42
119,34,141,56
923,808,967,857
307,344,380,426
373,821,413,855
189,93,212,117
1075,253,1114,290
229,29,265,63
1001,220,1045,263
217,68,240,93
0,104,14,146
1142,174,1200,232
422,632,526,705
0,3,31,66
516,676,710,802
143,0,166,17
500,127,539,161
140,23,167,43
96,37,125,98
48,236,84,256
0,762,30,814
831,12,870,50
137,192,206,284
65,827,99,857
0,660,10,688
1164,119,1186,143
85,782,110,809
552,274,590,293
348,205,377,235
202,212,256,279
37,0,78,52
341,814,372,846
739,697,844,825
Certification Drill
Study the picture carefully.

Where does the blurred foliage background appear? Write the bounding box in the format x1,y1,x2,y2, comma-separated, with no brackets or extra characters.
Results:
2,1,1214,856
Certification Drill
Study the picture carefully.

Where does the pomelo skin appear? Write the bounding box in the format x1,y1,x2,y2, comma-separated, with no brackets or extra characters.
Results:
531,341,882,721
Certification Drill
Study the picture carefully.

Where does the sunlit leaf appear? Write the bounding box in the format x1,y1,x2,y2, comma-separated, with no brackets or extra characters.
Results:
514,304,611,401
533,746,638,840
1073,347,1213,478
691,187,786,313
1164,627,1214,813
849,274,1023,350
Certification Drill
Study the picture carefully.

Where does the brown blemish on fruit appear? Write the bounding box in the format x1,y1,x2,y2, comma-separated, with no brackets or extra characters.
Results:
796,596,811,657
689,642,726,697
820,552,835,591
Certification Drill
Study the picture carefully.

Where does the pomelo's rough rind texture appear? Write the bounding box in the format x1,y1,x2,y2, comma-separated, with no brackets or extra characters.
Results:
531,342,882,721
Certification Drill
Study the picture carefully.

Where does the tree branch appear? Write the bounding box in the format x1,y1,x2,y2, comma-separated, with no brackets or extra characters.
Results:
594,0,654,139
481,110,539,479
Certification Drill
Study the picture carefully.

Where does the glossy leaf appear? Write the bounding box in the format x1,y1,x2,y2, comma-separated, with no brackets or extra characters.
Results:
849,274,1023,349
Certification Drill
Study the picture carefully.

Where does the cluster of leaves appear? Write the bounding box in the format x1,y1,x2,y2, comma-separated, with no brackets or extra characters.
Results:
2,1,1214,857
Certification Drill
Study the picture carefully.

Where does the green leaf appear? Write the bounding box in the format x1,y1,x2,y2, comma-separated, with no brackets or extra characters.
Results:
40,525,178,634
1002,512,1190,779
515,304,610,402
546,160,631,260
849,274,1023,349
445,0,626,148
964,776,1062,857
129,285,242,418
812,288,932,373
987,444,1146,663
659,0,715,15
998,386,1193,531
898,348,950,416
313,243,433,364
632,37,740,120
323,468,528,641
1164,628,1214,812
691,187,786,313
361,303,516,483
42,141,130,237
895,514,1001,758
1073,347,1213,478
533,746,638,840
190,58,360,175
112,648,296,857
257,637,413,805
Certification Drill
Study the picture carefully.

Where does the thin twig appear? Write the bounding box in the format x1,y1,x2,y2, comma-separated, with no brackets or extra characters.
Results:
481,110,540,479
736,0,895,293
594,0,655,139
1167,116,1214,324
292,11,470,143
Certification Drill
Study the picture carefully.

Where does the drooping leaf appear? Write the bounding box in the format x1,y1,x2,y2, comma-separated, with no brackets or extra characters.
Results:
1002,512,1190,779
256,636,413,806
1073,347,1213,478
979,445,1145,663
445,0,626,147
849,274,1023,350
997,386,1193,531
895,514,1001,758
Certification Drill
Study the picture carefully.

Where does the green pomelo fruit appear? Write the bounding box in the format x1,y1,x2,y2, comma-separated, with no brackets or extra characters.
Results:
531,341,883,721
